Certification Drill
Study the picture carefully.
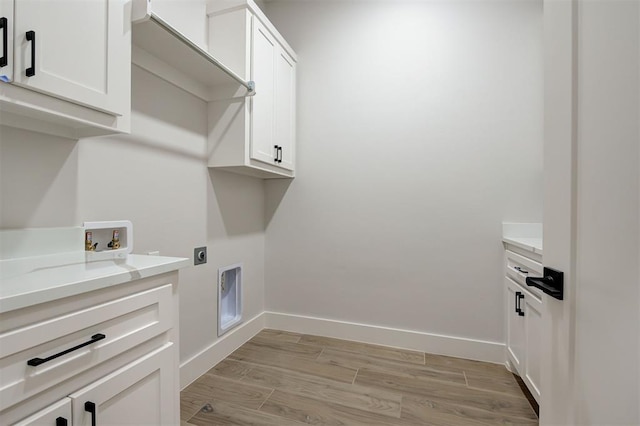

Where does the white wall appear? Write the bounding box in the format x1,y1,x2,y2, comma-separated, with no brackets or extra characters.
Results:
0,127,79,227
572,0,639,423
263,0,543,348
0,67,265,373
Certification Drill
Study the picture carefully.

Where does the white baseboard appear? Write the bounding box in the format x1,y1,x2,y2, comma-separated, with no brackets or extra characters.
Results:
179,312,265,389
179,311,506,389
264,311,505,364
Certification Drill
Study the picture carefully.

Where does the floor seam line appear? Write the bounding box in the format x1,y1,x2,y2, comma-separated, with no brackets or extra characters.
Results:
352,367,359,385
257,388,276,411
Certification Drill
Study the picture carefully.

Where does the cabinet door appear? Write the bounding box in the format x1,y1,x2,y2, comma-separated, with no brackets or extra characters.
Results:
0,0,13,82
13,398,72,426
70,344,176,426
250,17,277,166
505,277,525,374
12,0,128,115
523,290,543,402
274,47,295,171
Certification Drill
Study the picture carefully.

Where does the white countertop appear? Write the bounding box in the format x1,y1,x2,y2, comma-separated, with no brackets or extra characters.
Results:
502,236,543,255
502,223,543,255
0,252,189,314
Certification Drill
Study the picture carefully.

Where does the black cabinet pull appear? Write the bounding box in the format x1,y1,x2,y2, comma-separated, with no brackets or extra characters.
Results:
56,417,68,426
515,291,525,316
0,17,7,68
516,291,524,317
517,292,525,316
273,145,282,163
85,401,96,426
25,30,35,77
27,333,106,366
272,146,284,163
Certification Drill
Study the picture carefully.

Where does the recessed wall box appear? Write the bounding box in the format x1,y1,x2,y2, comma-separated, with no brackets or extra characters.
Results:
83,220,133,259
218,263,242,336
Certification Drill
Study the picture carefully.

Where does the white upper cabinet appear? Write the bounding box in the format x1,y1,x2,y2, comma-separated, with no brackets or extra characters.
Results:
208,0,297,179
251,18,277,167
12,0,128,115
274,46,295,171
0,0,131,138
0,0,14,83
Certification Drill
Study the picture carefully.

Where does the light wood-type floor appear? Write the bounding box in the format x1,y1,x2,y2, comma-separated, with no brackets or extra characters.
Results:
180,329,538,425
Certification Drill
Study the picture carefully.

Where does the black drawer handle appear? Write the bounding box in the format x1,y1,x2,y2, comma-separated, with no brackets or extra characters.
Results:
27,333,106,366
85,401,96,426
0,17,7,68
56,417,68,426
25,30,35,77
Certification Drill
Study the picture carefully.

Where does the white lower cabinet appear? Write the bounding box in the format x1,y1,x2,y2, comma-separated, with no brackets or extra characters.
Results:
0,273,180,426
11,345,174,426
506,277,526,372
504,248,543,403
13,399,71,426
70,344,175,426
522,287,543,399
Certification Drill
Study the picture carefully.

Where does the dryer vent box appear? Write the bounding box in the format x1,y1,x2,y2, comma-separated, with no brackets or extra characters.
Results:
218,263,242,336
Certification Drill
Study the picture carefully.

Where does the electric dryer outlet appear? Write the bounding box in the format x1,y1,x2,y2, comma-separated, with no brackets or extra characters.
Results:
194,247,207,265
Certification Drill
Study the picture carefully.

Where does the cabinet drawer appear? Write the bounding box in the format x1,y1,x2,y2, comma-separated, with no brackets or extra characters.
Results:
505,250,543,296
0,284,173,412
13,398,71,426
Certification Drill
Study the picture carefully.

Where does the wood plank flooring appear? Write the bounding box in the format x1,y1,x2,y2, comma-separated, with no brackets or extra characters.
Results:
180,330,538,425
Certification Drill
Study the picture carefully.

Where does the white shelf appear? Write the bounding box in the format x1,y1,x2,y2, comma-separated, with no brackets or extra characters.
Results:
132,13,255,102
